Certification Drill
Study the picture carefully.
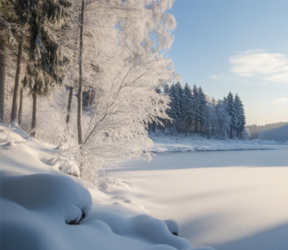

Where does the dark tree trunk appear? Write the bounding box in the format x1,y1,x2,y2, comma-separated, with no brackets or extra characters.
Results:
66,86,73,124
11,40,23,124
31,94,37,137
0,40,5,123
18,88,23,126
77,0,85,145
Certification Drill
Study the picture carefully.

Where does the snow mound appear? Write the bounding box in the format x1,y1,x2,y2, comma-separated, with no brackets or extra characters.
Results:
0,123,214,250
165,219,180,236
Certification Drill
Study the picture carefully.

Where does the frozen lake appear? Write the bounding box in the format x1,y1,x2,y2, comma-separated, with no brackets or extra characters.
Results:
108,146,288,250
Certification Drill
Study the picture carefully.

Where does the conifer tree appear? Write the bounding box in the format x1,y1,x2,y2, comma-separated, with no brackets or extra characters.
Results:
167,83,181,130
226,92,238,139
198,87,208,134
193,85,200,133
174,82,183,131
207,98,217,138
182,83,194,133
0,0,17,122
21,0,72,136
234,94,246,139
216,99,230,139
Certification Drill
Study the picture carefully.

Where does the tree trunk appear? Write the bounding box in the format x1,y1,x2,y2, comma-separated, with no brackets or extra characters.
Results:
77,0,85,145
31,94,37,137
11,40,23,125
18,88,23,126
0,39,5,123
66,86,73,124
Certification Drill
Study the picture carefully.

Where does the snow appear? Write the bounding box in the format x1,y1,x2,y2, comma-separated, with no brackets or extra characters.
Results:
107,146,288,250
149,134,274,153
0,123,212,250
2,122,287,250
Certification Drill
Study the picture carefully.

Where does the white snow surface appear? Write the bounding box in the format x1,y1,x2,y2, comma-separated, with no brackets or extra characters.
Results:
149,134,275,153
107,145,288,250
0,123,212,250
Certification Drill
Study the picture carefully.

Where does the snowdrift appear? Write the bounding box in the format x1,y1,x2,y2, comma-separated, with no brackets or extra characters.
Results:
0,123,213,250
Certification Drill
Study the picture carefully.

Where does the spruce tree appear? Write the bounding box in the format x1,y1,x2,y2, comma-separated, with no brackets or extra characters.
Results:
167,83,181,131
0,0,16,122
234,94,246,139
226,92,238,139
198,87,208,134
216,99,230,139
182,83,194,133
193,85,200,133
208,98,217,138
21,0,72,136
174,82,183,132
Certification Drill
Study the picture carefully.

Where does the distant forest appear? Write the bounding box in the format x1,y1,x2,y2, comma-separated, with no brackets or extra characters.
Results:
247,122,288,140
149,83,248,140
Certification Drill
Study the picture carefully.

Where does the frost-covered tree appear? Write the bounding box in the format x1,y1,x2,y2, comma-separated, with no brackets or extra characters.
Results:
215,99,230,139
192,85,201,133
198,87,208,134
234,94,246,139
69,0,178,182
207,98,217,138
174,82,184,131
182,83,194,133
21,0,72,136
225,92,238,139
0,0,17,122
167,83,181,130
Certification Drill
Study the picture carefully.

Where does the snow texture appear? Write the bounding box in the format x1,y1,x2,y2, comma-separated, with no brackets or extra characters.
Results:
108,144,288,250
0,123,213,250
149,133,274,153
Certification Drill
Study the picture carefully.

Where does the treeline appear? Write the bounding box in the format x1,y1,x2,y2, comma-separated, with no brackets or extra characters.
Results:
258,124,288,142
247,122,288,140
149,83,248,140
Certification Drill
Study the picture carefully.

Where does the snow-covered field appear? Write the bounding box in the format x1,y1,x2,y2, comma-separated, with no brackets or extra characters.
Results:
107,145,288,250
149,134,276,153
1,123,288,250
0,123,212,250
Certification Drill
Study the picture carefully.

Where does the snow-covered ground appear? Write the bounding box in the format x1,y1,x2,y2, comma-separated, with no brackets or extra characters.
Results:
0,123,212,250
149,134,276,153
107,146,288,250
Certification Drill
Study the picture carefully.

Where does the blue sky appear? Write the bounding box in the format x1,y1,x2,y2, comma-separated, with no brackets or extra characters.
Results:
167,0,288,125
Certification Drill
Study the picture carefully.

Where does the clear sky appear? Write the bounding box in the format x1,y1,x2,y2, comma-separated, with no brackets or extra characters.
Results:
167,0,288,125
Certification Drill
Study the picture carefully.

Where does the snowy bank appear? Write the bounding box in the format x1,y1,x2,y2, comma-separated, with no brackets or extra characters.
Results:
149,134,274,153
0,123,213,250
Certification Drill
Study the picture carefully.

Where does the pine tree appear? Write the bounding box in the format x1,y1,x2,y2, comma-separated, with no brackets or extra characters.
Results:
167,84,177,120
215,99,230,139
198,86,208,134
21,0,72,136
207,98,217,138
182,83,194,133
234,94,246,139
225,92,238,139
0,0,17,122
193,85,200,133
174,82,183,132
